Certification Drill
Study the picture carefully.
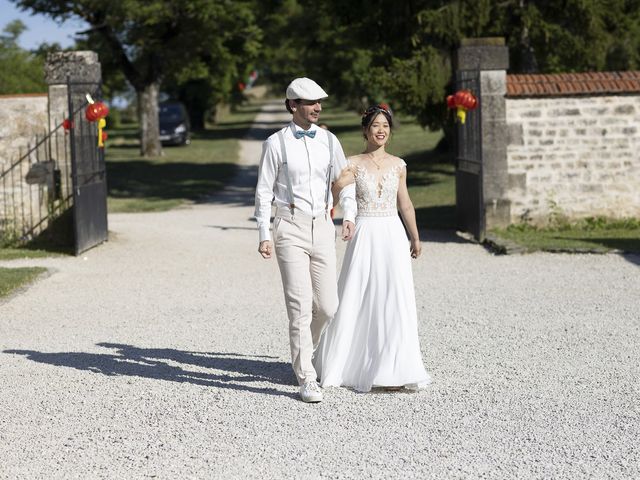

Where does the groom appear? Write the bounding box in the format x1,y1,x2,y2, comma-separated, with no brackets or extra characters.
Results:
254,77,356,403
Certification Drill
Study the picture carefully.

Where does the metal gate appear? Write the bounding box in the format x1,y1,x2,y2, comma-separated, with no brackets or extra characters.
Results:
0,80,108,254
454,70,484,240
67,80,108,255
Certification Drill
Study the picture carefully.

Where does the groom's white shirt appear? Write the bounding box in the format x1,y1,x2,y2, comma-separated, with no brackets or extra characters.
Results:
254,122,356,242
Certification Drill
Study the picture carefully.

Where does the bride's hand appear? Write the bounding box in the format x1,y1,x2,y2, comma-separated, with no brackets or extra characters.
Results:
410,238,422,259
336,165,356,188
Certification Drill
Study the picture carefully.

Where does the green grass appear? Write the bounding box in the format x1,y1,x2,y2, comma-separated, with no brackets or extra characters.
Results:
106,101,264,213
320,106,455,229
0,208,75,259
0,267,47,298
0,247,65,260
491,217,640,253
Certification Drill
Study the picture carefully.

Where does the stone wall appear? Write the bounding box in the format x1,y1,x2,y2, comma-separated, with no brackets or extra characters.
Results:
506,94,640,223
453,41,640,236
0,94,49,237
0,94,48,170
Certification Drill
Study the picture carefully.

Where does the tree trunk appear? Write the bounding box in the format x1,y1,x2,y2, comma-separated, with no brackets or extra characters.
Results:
137,82,162,157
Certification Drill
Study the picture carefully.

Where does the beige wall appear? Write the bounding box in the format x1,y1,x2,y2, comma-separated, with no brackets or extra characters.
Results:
0,94,49,235
505,95,640,223
0,94,48,170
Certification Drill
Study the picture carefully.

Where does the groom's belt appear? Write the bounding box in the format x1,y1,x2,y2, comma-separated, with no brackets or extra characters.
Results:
275,206,328,222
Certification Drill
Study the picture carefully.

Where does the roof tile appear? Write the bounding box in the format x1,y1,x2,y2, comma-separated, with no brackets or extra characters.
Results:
506,71,640,97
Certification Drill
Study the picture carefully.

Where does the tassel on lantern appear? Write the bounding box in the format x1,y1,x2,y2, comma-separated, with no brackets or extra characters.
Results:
84,93,110,147
97,118,107,147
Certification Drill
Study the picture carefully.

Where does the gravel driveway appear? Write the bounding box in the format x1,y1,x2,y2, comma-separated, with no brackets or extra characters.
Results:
1,103,638,479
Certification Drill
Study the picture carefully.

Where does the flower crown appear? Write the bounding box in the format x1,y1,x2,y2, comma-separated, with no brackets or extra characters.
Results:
362,104,392,118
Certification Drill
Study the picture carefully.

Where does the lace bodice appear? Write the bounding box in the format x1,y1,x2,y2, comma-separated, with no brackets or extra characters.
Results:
352,159,406,217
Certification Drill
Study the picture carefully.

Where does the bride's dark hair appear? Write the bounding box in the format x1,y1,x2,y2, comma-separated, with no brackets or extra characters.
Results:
361,105,393,139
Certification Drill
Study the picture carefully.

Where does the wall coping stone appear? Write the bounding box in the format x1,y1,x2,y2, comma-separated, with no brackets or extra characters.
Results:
507,71,640,97
44,51,101,85
455,38,509,71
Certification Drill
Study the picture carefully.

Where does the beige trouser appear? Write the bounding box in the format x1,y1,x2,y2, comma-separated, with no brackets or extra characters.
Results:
273,207,338,385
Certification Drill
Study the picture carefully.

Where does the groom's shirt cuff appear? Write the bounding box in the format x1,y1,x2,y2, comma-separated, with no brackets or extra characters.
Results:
258,223,271,243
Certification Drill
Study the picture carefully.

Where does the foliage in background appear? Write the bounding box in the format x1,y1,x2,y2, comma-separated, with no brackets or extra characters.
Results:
13,0,262,156
256,0,640,132
152,2,262,130
9,0,639,136
0,20,48,94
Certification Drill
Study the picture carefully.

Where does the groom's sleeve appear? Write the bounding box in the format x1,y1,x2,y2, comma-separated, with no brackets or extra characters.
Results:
332,136,356,223
254,139,278,242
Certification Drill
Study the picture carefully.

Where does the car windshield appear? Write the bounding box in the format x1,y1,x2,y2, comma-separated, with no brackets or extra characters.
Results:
159,104,183,122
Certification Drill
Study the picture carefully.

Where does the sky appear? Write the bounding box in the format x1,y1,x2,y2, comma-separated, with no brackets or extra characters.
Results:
0,0,88,50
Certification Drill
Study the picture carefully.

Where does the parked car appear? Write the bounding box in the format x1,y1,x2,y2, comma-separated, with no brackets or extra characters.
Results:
159,102,191,146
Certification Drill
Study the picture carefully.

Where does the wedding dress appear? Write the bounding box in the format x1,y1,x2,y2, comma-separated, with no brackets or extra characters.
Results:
314,158,431,392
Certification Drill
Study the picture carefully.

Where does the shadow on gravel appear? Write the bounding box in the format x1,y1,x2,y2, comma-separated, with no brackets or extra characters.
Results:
4,343,298,400
107,161,238,204
206,225,257,231
201,164,258,207
620,253,640,266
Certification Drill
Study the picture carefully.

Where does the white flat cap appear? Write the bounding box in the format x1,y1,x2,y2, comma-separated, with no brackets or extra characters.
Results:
286,77,328,100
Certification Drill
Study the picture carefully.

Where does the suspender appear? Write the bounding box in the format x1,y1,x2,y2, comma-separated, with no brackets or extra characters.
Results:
325,133,334,213
277,128,334,216
277,131,295,214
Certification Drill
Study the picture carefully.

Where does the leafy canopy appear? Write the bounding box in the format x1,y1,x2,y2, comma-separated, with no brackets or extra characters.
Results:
0,20,48,94
256,0,640,131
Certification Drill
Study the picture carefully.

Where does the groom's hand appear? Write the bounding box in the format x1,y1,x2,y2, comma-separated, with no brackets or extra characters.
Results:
258,240,273,259
342,220,355,241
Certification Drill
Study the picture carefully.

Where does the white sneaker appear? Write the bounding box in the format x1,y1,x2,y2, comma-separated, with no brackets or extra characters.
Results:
299,380,323,403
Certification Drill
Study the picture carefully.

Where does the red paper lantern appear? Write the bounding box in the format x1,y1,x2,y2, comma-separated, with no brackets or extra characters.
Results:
95,101,109,118
446,89,478,124
85,100,109,122
453,90,477,110
62,118,73,131
85,103,100,122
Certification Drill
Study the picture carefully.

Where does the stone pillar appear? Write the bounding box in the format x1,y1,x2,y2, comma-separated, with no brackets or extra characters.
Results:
455,38,510,229
44,51,102,200
44,51,102,130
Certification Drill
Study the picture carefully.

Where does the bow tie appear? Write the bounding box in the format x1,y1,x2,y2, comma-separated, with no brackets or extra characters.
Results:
294,130,316,139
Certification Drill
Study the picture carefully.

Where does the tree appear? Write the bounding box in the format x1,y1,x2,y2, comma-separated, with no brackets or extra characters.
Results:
0,20,48,94
161,5,261,130
13,0,261,156
256,0,640,134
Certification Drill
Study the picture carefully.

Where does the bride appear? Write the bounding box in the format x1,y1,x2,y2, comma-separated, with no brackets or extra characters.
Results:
313,105,432,392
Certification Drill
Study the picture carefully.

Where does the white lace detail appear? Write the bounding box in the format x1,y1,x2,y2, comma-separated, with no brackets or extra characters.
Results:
353,160,406,217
